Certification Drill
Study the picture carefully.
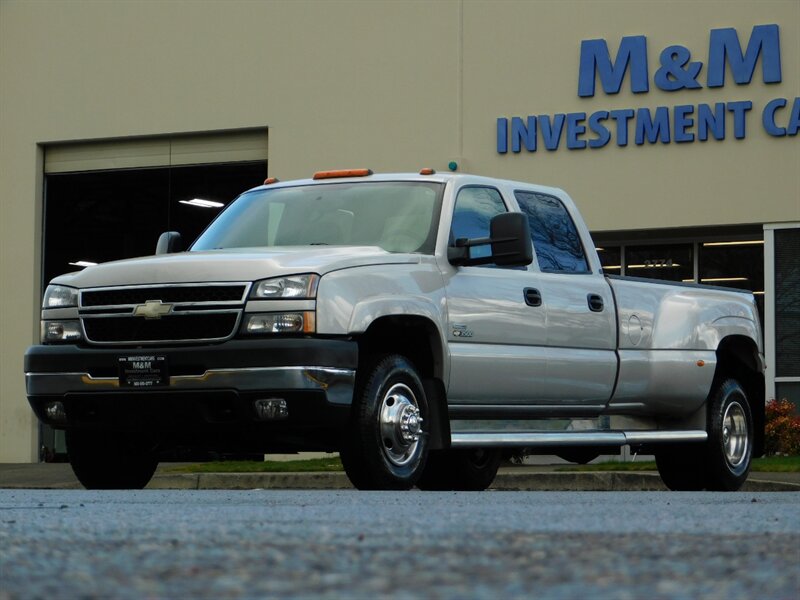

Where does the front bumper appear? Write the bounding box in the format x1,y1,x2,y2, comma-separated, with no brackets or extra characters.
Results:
25,338,357,435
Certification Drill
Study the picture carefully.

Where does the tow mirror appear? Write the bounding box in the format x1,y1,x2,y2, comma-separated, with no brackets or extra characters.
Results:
489,212,533,266
448,213,533,267
156,231,183,255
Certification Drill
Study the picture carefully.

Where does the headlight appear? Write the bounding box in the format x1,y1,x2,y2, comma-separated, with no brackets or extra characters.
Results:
41,320,83,343
242,312,316,334
251,274,319,299
43,285,78,308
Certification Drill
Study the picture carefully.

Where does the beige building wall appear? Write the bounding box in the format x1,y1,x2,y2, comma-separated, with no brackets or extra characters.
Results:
1,0,797,461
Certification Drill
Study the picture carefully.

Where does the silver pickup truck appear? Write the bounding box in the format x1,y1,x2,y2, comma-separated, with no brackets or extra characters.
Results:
25,170,764,491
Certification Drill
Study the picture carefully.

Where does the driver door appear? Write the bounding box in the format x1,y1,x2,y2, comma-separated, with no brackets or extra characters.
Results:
443,185,547,407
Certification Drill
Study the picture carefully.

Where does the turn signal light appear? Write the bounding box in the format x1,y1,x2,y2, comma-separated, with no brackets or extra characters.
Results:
313,169,372,180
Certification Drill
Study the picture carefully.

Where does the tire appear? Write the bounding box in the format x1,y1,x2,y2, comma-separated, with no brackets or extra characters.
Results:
656,378,753,491
417,448,502,491
557,449,600,465
705,378,753,491
66,430,158,490
340,354,429,490
655,444,705,491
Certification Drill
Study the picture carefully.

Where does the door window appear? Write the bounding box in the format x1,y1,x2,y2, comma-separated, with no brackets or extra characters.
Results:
514,191,589,273
450,186,507,263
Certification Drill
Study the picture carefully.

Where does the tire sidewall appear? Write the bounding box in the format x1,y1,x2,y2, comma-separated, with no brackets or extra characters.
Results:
357,355,429,487
455,448,502,490
707,379,753,490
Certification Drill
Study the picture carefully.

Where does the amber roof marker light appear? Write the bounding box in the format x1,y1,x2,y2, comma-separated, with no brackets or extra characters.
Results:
419,168,436,175
263,177,280,185
313,169,373,180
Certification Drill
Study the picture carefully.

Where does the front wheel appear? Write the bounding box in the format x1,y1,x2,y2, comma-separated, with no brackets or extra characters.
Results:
340,355,429,490
66,430,158,490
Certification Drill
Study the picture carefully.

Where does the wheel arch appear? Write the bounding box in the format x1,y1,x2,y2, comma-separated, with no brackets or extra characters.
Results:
356,315,450,450
714,335,765,457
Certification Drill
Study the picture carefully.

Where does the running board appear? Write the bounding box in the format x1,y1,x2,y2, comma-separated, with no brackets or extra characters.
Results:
449,430,707,448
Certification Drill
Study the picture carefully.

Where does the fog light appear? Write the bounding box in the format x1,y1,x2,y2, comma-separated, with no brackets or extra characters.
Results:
42,320,82,343
254,398,289,421
45,401,67,423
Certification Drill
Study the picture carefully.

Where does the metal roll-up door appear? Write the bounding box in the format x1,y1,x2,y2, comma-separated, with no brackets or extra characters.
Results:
44,128,268,173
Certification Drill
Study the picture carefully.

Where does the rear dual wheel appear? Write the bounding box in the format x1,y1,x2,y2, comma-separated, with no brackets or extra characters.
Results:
656,378,753,491
416,448,502,491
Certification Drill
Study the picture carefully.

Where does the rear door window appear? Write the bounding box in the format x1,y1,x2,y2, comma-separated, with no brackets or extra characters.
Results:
514,191,589,273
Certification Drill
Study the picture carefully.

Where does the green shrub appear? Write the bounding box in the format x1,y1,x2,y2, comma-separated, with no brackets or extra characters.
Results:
765,398,800,456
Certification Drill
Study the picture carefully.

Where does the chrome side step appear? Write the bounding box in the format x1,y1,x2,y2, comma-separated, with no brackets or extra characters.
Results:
449,430,707,448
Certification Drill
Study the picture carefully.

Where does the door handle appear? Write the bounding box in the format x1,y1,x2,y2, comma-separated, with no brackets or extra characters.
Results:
524,288,542,307
588,293,604,312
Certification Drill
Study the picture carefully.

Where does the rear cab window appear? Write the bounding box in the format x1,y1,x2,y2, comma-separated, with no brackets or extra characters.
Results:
514,190,589,273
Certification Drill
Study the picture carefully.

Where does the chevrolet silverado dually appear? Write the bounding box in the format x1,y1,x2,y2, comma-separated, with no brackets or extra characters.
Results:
26,169,764,491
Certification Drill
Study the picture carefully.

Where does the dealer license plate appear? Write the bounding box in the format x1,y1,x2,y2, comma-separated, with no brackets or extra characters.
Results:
118,355,169,388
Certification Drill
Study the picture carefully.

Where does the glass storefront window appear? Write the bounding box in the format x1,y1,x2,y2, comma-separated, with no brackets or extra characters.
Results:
775,383,800,412
700,239,765,328
596,246,621,274
774,229,800,378
625,244,693,282
699,241,764,292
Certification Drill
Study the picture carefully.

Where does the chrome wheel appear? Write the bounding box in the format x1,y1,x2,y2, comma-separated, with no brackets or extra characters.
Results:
339,354,430,490
379,383,424,468
704,378,753,491
722,400,749,468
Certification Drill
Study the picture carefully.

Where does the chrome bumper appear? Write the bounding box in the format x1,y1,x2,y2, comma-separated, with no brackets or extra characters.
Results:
25,366,356,406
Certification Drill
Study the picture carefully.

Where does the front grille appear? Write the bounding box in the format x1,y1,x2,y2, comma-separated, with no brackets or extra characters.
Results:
78,282,249,344
81,285,247,307
84,313,239,343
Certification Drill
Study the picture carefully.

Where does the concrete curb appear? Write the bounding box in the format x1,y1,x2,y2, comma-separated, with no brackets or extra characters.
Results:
2,463,798,491
140,471,800,492
147,472,353,490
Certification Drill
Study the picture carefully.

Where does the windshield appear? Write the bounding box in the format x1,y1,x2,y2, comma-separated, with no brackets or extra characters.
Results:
191,181,443,254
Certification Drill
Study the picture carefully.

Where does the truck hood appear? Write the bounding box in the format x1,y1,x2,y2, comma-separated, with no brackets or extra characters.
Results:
50,246,421,288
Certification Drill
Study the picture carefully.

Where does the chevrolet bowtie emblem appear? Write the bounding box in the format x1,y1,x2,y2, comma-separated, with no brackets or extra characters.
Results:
133,300,173,319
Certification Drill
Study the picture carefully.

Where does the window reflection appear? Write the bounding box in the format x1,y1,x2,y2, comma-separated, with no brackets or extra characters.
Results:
515,191,589,273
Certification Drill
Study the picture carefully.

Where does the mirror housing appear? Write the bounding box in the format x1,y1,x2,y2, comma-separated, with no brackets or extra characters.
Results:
156,231,183,255
448,212,533,267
